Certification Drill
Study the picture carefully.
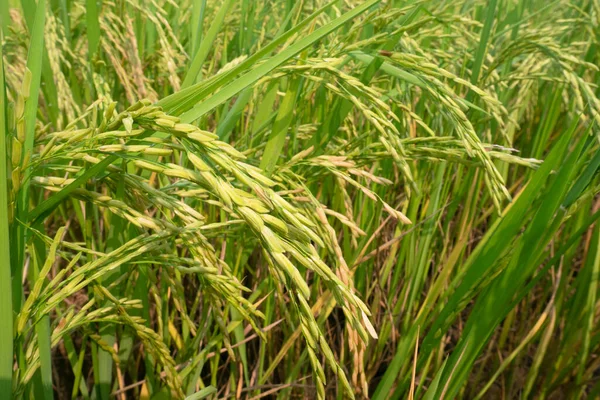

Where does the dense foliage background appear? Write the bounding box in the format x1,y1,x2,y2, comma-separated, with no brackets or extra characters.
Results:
1,0,599,398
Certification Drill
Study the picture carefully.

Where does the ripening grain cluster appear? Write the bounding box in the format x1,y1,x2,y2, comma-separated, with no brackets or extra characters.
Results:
0,0,599,399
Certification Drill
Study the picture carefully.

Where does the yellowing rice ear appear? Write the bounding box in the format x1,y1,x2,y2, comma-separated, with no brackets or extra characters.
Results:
188,131,218,143
237,206,265,232
362,311,378,339
123,116,133,133
262,214,289,234
260,226,285,254
242,165,277,186
187,152,211,171
134,159,165,173
218,142,247,159
383,202,412,224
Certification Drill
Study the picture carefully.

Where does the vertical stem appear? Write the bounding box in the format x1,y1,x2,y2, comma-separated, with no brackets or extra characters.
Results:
470,0,498,86
0,26,14,400
12,0,46,323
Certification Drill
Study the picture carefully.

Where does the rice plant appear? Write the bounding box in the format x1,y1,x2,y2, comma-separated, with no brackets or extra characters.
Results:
1,0,599,399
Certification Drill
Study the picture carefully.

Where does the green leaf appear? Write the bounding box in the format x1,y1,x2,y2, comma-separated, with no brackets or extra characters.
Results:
429,122,584,399
260,77,301,173
157,1,338,116
86,0,101,58
185,386,217,400
182,0,237,89
217,87,253,141
470,0,497,85
178,0,382,122
422,120,577,357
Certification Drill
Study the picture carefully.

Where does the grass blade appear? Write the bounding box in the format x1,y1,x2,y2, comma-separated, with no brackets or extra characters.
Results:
179,0,381,121
470,0,497,86
157,1,337,115
182,0,236,89
260,77,301,173
429,124,585,398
